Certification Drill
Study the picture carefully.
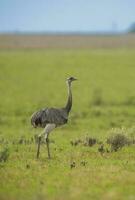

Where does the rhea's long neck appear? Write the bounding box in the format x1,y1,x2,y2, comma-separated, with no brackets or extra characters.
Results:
65,81,72,113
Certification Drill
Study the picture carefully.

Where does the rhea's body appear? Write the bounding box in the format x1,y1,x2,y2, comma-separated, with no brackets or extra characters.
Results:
31,107,68,128
31,77,77,159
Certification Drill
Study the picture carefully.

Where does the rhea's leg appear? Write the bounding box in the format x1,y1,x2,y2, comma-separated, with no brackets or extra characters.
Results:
46,135,51,159
44,124,56,159
37,135,42,159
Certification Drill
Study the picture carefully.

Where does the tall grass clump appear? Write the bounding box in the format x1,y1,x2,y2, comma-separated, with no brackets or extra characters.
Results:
107,127,131,152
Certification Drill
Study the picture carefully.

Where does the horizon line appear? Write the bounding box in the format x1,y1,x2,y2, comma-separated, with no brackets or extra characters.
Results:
0,30,129,36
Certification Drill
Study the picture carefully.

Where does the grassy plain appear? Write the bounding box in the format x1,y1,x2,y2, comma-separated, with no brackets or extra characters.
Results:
0,48,135,200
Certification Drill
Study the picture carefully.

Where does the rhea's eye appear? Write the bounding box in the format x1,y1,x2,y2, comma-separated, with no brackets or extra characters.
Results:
70,77,73,80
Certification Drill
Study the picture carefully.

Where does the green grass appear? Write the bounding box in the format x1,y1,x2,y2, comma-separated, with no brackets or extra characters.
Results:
0,49,135,200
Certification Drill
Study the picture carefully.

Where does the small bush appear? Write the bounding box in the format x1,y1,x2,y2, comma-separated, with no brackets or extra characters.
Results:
70,136,97,147
83,137,97,147
107,128,130,151
0,147,10,162
70,139,82,146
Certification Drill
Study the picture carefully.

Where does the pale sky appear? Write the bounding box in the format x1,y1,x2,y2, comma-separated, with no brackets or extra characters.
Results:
0,0,135,32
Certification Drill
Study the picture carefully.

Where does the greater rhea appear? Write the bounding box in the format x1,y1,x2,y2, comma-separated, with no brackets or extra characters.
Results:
31,77,77,159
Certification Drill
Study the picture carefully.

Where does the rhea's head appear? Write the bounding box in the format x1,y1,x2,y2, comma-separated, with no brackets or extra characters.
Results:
66,77,77,84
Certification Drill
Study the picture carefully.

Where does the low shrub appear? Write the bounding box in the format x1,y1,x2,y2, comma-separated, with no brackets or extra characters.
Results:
0,147,10,162
107,128,130,151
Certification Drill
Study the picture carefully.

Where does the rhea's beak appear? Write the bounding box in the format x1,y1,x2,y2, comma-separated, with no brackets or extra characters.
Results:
73,78,77,81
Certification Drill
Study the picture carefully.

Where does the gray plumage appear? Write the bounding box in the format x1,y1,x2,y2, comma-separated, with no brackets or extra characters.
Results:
31,76,77,159
31,107,68,128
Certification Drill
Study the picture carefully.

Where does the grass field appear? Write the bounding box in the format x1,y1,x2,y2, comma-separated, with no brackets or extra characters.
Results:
0,47,135,200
